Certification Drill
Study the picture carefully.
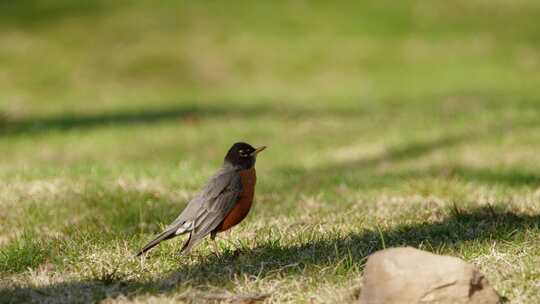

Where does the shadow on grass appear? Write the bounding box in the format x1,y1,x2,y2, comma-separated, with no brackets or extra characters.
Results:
0,103,366,137
0,0,115,29
1,206,538,302
3,92,538,138
273,116,540,193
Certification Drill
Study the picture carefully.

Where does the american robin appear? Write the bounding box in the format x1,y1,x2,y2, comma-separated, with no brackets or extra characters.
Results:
136,142,266,256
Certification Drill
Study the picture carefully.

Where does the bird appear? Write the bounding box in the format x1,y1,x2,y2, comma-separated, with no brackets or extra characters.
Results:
135,142,266,256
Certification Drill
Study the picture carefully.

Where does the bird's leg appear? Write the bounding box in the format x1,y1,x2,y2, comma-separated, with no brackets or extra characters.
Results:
212,239,221,258
210,231,222,258
210,232,244,258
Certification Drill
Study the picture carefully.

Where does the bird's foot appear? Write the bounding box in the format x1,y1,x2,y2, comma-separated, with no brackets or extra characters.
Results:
211,239,223,258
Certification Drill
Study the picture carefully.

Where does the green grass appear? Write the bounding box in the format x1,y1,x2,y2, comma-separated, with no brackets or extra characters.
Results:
1,1,540,303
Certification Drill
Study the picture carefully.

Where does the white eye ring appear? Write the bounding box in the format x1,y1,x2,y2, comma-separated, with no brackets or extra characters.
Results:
239,150,248,157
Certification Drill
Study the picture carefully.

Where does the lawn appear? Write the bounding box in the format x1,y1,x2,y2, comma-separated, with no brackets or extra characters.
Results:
1,1,540,303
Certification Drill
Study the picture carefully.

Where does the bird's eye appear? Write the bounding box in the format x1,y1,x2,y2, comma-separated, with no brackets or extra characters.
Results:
239,149,248,157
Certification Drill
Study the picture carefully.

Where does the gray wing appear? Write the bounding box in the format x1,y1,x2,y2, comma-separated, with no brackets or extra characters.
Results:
136,166,242,256
168,166,241,229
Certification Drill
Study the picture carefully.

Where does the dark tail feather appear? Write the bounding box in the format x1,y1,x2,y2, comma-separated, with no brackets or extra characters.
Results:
179,233,193,254
135,229,176,257
178,233,204,255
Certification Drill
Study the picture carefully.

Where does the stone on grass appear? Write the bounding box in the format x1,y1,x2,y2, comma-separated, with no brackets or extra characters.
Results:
359,247,502,304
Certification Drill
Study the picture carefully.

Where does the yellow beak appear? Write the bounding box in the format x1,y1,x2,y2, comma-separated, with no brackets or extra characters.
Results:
251,146,267,156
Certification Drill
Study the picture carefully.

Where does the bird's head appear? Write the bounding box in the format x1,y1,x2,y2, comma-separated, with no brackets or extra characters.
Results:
224,142,266,169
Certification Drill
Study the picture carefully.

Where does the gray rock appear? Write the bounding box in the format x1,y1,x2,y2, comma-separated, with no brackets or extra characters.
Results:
359,247,502,304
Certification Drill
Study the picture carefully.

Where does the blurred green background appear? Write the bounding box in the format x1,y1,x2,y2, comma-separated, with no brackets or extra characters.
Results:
1,1,540,302
2,0,539,115
2,0,539,171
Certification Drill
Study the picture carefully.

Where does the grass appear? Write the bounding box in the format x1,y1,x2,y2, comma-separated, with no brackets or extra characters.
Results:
1,0,540,303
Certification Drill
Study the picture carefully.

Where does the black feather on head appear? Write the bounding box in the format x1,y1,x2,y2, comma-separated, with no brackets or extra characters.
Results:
224,142,259,169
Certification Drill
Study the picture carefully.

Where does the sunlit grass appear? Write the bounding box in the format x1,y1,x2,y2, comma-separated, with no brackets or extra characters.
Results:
1,0,540,303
